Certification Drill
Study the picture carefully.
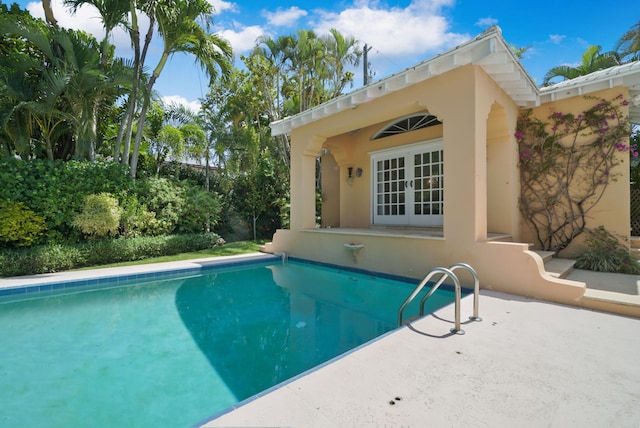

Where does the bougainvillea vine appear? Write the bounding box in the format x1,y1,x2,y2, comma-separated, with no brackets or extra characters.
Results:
517,94,634,252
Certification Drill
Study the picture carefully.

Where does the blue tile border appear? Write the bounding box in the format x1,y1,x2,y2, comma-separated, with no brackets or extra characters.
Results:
287,256,470,293
0,254,280,299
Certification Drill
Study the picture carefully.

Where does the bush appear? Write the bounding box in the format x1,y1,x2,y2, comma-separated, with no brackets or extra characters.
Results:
0,200,47,247
119,195,157,238
0,233,222,277
0,244,85,276
575,226,640,274
177,186,221,234
73,193,122,238
136,178,186,235
0,159,132,240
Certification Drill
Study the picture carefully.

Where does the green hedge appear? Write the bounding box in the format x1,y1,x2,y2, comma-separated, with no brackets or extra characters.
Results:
0,233,221,277
0,159,132,241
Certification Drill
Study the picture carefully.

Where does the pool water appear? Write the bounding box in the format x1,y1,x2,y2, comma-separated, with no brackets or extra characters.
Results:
0,259,458,427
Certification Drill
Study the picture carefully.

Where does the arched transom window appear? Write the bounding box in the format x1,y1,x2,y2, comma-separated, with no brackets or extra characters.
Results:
371,114,441,140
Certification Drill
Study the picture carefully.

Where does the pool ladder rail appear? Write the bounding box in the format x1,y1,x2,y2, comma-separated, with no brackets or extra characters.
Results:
397,263,482,334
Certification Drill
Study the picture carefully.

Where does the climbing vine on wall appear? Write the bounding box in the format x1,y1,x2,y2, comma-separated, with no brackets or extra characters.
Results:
516,94,634,252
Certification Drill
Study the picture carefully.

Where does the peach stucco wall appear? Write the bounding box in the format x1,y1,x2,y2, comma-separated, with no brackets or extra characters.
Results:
265,64,633,308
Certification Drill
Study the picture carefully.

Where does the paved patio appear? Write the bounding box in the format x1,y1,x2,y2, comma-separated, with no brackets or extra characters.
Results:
203,287,640,427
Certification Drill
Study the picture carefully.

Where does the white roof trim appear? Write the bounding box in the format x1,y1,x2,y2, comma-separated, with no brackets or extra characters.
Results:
270,27,640,136
540,61,640,124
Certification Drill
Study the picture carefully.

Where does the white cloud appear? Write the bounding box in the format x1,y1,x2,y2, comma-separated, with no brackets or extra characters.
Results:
162,95,201,113
220,24,266,54
25,0,149,55
27,0,104,37
313,0,468,58
262,6,308,27
208,0,237,15
475,16,498,28
549,34,565,44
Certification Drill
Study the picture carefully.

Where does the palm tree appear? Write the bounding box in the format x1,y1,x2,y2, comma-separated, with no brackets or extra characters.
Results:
543,45,620,86
62,29,130,160
0,20,127,160
282,29,326,113
322,28,362,98
128,0,232,178
510,44,531,60
64,0,130,67
616,20,640,62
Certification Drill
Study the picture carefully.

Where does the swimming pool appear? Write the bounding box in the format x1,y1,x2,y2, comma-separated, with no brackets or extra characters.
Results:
0,256,460,427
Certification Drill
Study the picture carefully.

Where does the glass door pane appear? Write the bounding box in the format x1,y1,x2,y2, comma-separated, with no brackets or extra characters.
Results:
373,154,407,224
410,146,443,226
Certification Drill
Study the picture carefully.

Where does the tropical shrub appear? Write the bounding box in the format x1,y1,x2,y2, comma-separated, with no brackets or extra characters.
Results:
0,159,131,240
575,226,640,274
0,232,222,277
136,178,186,235
119,194,157,238
73,193,122,238
0,200,47,247
177,185,221,233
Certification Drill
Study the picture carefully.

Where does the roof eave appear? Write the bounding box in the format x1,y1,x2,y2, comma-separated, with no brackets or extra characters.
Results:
270,26,539,137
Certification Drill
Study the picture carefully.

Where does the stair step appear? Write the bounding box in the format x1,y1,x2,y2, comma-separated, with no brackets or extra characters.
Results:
543,258,576,279
533,250,556,263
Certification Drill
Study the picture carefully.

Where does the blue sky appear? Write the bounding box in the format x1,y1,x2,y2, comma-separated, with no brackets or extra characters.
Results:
18,0,639,111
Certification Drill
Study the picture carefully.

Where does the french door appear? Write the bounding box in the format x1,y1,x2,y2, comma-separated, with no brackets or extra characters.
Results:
370,140,443,226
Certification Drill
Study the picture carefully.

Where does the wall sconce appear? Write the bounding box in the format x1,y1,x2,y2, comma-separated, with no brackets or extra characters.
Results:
347,167,362,185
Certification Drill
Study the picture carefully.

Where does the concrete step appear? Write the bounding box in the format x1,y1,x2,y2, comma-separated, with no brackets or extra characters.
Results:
487,233,513,243
533,250,556,263
543,258,576,279
531,249,575,279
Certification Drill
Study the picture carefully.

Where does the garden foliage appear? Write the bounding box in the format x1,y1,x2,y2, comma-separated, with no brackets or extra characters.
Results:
0,159,223,247
0,159,131,241
0,233,222,277
0,200,47,247
73,193,122,238
575,226,640,274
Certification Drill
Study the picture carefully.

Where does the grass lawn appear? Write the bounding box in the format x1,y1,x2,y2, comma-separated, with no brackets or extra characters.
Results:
78,240,267,270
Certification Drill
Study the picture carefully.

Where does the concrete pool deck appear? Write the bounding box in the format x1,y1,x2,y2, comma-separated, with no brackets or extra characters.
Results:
1,254,639,427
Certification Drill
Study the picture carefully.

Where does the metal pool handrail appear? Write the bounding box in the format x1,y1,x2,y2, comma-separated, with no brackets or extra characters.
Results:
447,263,482,322
397,267,463,334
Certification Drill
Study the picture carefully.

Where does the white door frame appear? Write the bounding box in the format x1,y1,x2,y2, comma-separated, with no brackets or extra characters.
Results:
370,139,444,226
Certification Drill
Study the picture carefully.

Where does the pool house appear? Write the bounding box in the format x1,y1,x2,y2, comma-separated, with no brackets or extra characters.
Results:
263,26,640,317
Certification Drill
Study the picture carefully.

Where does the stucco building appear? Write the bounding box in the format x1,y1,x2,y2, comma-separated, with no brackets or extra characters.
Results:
264,27,640,316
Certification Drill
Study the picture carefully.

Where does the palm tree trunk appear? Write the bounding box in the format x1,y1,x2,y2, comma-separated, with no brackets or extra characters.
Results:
41,0,58,27
129,48,168,178
116,4,143,165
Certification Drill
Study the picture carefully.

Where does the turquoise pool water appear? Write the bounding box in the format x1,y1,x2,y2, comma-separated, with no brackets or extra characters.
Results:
0,259,458,427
